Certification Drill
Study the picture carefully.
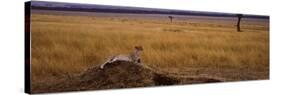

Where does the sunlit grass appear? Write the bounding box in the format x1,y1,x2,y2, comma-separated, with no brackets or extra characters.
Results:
31,13,269,82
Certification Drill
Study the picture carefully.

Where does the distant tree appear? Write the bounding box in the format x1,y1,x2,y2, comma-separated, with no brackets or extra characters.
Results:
236,14,243,32
168,16,173,23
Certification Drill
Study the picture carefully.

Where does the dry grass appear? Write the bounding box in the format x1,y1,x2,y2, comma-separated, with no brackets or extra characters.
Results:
31,11,269,87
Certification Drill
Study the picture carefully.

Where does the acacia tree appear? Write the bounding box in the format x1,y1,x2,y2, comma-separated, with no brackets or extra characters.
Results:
168,16,173,23
236,14,243,32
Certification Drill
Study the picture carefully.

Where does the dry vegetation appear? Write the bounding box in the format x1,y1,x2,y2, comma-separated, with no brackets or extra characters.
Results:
31,11,269,91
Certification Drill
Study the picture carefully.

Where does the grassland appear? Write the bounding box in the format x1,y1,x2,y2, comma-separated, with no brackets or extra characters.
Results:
31,10,269,90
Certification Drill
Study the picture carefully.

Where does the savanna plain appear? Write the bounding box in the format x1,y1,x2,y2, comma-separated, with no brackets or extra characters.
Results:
30,10,269,92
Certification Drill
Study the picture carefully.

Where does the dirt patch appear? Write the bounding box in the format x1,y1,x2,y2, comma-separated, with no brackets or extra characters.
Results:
31,61,223,93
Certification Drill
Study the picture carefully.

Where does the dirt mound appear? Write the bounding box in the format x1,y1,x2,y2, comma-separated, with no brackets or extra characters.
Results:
32,61,223,93
77,61,181,89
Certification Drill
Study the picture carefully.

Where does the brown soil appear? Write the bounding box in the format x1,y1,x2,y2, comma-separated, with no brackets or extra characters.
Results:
31,61,223,93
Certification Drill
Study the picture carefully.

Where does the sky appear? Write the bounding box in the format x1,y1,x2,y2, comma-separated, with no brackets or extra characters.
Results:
31,0,270,15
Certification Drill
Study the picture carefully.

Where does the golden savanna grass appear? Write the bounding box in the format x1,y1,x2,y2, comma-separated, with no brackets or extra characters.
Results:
31,11,269,85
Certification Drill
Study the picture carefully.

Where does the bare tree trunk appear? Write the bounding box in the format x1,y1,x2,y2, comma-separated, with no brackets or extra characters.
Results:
236,14,243,32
